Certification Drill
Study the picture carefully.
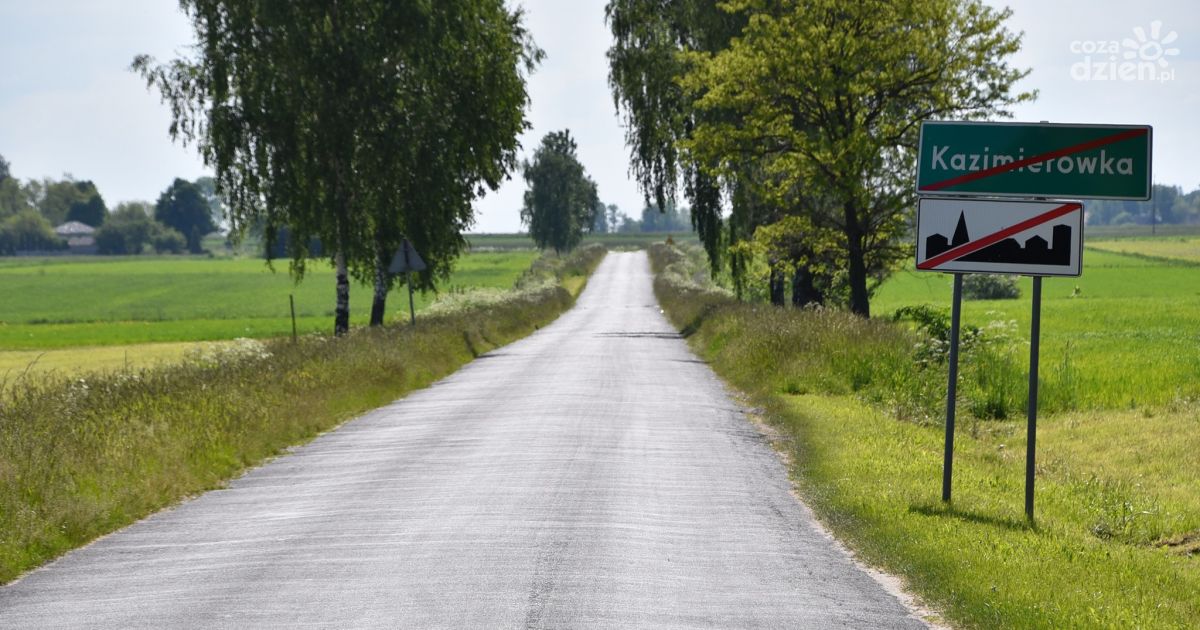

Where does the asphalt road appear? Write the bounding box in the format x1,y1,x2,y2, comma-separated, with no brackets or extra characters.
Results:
0,251,926,629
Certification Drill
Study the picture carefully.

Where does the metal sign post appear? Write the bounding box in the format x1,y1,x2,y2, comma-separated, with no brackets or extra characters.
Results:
942,273,963,503
1026,277,1043,520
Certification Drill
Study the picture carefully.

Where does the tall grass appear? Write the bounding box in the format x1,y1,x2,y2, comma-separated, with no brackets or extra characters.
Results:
651,244,1035,424
0,245,605,584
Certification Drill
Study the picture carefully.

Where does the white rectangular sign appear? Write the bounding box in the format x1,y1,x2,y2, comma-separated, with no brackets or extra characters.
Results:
916,197,1084,277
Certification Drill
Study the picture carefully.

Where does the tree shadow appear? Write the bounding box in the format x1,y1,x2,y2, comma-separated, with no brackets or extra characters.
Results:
909,502,1037,533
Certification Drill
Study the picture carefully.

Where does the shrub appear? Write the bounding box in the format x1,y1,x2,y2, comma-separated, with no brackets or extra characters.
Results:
962,273,1020,300
151,225,187,254
0,210,64,254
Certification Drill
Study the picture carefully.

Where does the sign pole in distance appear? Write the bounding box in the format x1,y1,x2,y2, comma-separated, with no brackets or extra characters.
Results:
942,273,963,503
1026,277,1043,521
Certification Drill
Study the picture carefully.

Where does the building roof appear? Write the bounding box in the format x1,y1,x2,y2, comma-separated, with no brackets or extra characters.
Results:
54,221,96,236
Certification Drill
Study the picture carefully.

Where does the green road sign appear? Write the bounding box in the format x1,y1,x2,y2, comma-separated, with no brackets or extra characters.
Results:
916,121,1152,200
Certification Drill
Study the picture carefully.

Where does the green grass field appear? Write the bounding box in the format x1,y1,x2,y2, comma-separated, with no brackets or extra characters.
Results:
0,251,538,350
873,248,1200,410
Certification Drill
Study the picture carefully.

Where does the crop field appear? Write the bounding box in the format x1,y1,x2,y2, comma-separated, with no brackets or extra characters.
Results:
1084,236,1200,264
0,251,538,377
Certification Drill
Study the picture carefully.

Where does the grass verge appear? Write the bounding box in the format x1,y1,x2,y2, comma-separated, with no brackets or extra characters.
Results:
0,245,605,585
649,243,1199,629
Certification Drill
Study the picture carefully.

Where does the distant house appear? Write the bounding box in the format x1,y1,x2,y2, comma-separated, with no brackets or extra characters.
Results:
54,221,98,255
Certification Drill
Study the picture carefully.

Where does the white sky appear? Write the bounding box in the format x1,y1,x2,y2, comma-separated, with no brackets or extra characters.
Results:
1,1,1196,234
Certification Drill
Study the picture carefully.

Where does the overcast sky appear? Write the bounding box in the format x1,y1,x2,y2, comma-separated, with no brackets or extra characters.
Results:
1,1,1196,233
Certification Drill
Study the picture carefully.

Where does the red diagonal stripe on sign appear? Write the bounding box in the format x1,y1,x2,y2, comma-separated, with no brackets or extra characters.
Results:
922,127,1147,192
917,202,1082,270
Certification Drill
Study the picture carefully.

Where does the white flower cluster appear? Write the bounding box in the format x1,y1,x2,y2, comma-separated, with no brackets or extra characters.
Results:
184,338,272,369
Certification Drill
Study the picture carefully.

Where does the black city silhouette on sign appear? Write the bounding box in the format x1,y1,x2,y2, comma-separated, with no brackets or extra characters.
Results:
925,212,1071,266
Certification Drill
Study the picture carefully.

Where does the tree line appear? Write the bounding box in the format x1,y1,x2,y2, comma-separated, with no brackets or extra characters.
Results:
0,153,218,256
1087,184,1200,227
606,0,1036,316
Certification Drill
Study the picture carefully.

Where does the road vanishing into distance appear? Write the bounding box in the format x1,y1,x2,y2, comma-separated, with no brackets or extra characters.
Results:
0,252,925,629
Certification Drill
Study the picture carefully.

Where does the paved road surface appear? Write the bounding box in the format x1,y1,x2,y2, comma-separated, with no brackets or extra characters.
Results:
0,251,926,629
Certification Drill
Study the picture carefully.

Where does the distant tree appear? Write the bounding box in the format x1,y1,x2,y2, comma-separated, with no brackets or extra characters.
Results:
192,176,227,232
65,182,107,227
155,178,215,253
0,210,63,254
521,130,600,254
96,203,156,254
593,199,610,233
639,203,691,232
38,178,97,226
617,213,642,233
606,204,619,234
0,153,10,183
0,177,31,220
150,225,188,254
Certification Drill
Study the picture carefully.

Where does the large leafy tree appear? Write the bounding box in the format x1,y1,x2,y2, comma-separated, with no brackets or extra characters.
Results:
681,0,1033,316
135,1,538,334
155,178,216,253
606,0,746,273
352,3,541,326
521,130,600,254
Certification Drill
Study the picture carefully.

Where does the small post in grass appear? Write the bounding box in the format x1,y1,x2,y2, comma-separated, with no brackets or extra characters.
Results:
289,294,298,343
942,273,964,503
406,268,416,326
1025,276,1043,521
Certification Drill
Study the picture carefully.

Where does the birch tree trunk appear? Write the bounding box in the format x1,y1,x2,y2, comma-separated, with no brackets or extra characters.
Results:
369,247,389,327
334,250,350,336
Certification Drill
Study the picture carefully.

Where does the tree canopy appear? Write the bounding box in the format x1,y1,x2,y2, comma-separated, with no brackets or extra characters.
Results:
521,130,600,254
155,178,215,253
135,0,540,333
680,0,1032,315
609,0,1032,315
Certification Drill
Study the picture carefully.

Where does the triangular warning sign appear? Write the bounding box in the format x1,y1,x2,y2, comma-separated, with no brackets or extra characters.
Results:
388,239,427,273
